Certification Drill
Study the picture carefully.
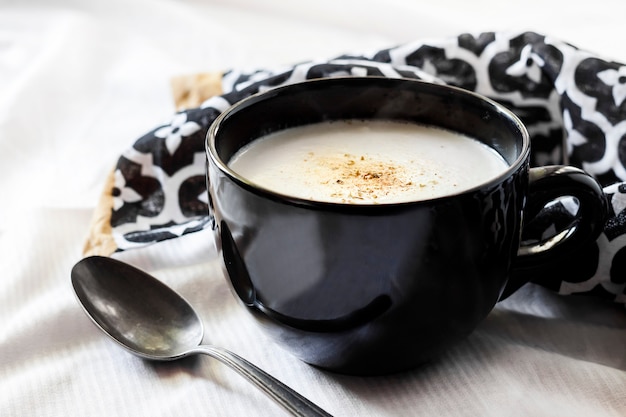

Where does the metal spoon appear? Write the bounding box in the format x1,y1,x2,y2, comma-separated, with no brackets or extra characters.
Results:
71,255,332,417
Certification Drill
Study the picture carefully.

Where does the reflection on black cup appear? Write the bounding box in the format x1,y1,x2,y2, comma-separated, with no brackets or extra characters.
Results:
205,77,607,375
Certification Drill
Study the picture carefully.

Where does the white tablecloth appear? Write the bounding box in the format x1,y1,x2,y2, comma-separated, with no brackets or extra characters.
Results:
1,1,625,416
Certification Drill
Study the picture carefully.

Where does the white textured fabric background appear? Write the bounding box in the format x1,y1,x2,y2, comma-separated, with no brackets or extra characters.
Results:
1,1,625,416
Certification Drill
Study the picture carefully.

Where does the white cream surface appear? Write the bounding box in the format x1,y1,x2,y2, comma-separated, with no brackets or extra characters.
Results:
228,120,509,204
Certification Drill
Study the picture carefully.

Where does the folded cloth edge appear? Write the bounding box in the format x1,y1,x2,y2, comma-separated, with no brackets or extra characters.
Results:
83,71,225,257
170,71,225,112
83,168,118,256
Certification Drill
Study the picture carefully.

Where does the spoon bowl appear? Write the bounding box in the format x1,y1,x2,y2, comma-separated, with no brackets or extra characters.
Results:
71,256,331,417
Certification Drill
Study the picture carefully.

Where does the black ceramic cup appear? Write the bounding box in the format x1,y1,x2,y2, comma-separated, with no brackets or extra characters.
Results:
205,77,607,375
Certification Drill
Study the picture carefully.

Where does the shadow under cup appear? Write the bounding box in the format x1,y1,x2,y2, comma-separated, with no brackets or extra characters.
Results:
205,77,606,375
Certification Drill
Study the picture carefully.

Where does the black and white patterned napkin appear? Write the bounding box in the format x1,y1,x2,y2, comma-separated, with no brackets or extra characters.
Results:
106,31,626,305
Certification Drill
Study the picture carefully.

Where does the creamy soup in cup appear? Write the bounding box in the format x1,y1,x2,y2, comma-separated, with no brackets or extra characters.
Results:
228,119,508,204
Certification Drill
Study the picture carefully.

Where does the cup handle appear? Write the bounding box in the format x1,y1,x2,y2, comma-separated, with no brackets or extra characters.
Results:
499,165,608,299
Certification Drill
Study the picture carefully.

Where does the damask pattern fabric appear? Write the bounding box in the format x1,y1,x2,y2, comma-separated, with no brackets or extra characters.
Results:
108,31,626,304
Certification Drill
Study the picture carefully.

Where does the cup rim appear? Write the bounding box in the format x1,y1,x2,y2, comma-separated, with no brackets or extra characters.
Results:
206,76,530,210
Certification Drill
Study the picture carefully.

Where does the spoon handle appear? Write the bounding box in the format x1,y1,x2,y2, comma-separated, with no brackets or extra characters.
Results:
193,345,333,417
